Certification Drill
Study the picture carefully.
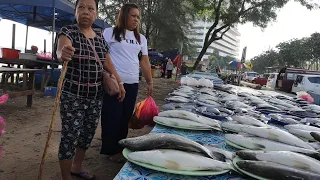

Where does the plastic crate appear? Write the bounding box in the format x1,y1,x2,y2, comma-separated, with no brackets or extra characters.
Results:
1,48,20,59
44,86,58,97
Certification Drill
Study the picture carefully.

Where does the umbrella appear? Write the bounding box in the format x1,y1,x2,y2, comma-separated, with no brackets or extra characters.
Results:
148,50,164,57
229,61,247,68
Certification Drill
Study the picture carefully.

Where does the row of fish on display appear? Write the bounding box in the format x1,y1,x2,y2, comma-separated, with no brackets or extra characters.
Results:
119,84,320,179
119,131,320,179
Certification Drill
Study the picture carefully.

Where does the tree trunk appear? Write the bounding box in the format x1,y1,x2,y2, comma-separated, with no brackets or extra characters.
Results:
192,43,210,70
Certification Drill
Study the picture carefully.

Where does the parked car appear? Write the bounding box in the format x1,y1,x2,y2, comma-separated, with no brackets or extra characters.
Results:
292,74,320,94
242,72,259,82
253,73,270,86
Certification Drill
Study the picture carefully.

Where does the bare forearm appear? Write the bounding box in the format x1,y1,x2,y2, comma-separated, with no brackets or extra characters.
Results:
140,59,152,83
104,59,122,83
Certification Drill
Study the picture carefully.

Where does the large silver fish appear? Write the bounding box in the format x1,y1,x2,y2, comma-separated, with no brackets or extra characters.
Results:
158,110,221,129
128,149,232,171
285,124,320,132
236,150,320,174
153,116,218,130
165,96,190,103
232,115,268,127
236,160,320,180
119,133,220,159
225,134,319,158
238,126,314,149
287,128,318,141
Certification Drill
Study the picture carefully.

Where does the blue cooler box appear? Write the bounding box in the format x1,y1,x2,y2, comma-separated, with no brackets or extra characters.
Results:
44,86,58,97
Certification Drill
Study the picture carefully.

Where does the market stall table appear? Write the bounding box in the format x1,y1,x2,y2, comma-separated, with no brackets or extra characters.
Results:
0,67,38,107
114,124,247,180
0,57,60,90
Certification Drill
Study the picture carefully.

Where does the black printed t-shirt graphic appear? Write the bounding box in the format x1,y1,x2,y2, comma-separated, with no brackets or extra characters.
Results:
58,25,110,99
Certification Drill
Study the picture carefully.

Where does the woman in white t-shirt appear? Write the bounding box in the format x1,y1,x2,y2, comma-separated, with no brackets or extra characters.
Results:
100,3,153,161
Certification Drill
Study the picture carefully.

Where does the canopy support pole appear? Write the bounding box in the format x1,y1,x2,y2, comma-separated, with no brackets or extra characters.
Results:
50,7,56,86
12,24,16,49
25,25,29,52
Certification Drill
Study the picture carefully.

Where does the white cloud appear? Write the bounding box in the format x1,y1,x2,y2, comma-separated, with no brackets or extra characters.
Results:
239,1,320,60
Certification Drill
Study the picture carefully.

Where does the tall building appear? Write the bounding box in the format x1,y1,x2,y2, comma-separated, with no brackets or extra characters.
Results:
189,20,241,61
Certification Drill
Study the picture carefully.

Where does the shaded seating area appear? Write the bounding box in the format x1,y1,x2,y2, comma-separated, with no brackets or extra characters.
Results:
0,0,110,106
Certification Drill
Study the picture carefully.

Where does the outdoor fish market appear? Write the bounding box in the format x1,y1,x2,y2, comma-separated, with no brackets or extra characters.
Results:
115,72,320,180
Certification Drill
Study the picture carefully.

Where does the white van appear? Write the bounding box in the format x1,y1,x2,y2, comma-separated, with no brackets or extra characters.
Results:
292,74,320,94
266,73,278,89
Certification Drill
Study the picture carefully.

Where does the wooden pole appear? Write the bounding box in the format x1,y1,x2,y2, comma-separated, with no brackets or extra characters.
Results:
38,62,68,180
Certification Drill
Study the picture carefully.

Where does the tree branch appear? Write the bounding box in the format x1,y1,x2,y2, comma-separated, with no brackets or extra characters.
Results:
213,26,230,41
203,0,224,46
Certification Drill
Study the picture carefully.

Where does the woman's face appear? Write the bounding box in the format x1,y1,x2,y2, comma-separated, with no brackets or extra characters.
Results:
75,0,97,27
126,8,140,30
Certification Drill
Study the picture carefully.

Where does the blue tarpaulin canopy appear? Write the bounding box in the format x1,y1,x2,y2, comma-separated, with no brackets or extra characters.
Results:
0,0,110,31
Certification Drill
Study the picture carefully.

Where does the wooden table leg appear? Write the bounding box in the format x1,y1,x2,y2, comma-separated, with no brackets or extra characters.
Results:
41,66,47,92
27,72,35,107
23,65,28,89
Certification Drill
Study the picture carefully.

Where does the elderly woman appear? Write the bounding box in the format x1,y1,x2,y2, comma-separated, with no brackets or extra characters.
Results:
100,3,153,162
55,0,124,179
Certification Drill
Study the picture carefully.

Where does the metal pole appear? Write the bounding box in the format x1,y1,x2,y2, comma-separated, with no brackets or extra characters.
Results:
12,24,16,49
50,7,56,86
25,26,29,52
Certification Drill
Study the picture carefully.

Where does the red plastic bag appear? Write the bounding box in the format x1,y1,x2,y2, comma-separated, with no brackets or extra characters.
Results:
129,96,159,129
129,99,146,129
139,96,159,126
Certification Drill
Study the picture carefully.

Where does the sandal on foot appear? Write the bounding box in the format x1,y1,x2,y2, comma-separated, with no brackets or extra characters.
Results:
71,171,96,180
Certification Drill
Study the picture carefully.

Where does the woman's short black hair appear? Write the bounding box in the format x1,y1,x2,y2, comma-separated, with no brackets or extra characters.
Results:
75,0,99,10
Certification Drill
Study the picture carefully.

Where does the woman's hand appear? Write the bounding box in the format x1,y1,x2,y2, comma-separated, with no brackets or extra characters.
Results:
147,81,153,96
118,83,126,102
61,45,75,62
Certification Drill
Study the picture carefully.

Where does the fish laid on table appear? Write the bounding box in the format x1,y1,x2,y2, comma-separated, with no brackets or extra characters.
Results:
199,88,216,96
285,124,320,132
224,101,252,110
301,118,320,126
269,114,301,124
232,115,268,127
225,134,319,158
169,91,191,98
286,128,319,141
236,150,320,174
119,133,218,159
158,110,221,128
239,126,314,149
166,96,190,103
197,98,222,107
153,116,219,130
197,94,220,102
128,149,232,171
220,94,238,102
288,110,318,118
221,122,253,132
236,160,320,180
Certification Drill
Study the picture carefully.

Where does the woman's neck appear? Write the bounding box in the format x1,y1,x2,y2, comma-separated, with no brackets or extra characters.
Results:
78,25,95,38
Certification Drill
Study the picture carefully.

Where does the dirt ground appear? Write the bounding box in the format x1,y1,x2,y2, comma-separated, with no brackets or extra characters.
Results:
0,78,178,180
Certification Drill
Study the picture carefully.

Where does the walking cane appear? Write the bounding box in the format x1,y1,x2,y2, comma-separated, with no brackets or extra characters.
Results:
38,61,68,180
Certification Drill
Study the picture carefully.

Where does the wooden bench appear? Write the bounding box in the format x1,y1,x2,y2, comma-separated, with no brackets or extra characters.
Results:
0,67,39,107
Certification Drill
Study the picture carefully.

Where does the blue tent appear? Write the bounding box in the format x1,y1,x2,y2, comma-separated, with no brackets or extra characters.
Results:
0,0,110,31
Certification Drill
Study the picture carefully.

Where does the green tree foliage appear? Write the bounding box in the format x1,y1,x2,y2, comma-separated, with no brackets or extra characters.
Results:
97,0,197,56
189,0,319,70
208,50,236,71
252,32,320,73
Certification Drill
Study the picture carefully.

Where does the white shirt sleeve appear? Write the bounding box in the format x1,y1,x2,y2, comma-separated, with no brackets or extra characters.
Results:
103,27,113,46
140,35,148,56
